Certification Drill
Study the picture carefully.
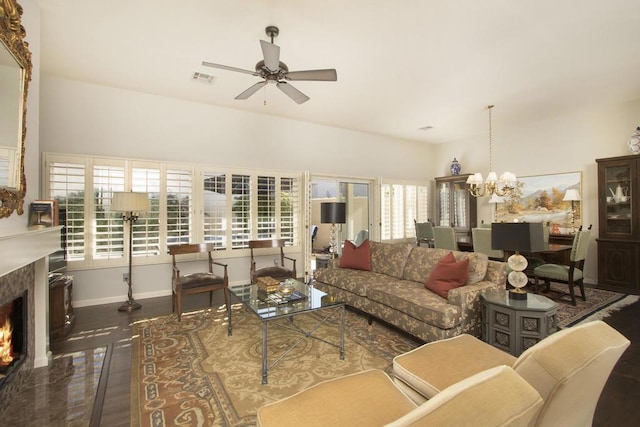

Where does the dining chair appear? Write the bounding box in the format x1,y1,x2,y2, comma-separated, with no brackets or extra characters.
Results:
169,243,230,323
249,238,297,284
533,226,591,305
471,227,504,260
414,219,434,247
433,226,457,251
524,222,550,273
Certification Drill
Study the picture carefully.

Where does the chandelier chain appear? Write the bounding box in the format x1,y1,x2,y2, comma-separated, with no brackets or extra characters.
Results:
488,104,494,172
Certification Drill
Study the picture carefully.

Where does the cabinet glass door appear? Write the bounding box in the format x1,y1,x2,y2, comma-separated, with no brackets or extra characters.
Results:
437,181,451,226
604,164,632,236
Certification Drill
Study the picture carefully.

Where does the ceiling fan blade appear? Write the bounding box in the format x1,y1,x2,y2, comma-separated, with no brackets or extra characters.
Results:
277,82,310,104
235,81,267,100
285,69,338,81
260,40,280,71
202,61,258,76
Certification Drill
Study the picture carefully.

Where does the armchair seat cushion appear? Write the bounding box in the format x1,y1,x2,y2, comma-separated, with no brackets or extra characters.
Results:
533,264,583,281
176,272,225,290
257,370,416,427
254,266,294,279
393,334,516,400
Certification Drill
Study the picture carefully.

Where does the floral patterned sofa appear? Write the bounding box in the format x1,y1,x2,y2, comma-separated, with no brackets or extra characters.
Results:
314,241,507,342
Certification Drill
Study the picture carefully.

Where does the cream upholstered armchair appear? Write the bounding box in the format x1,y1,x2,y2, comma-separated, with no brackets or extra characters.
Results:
393,320,629,427
257,366,542,427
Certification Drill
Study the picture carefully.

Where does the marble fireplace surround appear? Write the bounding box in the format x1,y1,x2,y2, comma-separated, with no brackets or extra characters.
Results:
0,228,62,387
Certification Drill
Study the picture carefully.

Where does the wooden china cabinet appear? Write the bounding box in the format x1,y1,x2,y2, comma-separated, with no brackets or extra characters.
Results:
435,174,477,241
596,155,640,294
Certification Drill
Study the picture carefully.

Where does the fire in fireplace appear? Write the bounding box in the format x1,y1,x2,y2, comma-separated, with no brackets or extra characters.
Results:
0,293,26,388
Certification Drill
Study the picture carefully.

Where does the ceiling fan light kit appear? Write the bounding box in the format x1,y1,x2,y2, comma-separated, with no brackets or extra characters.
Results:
202,26,337,104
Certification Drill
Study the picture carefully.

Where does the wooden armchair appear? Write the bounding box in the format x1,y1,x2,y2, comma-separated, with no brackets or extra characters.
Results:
169,243,230,328
249,239,296,284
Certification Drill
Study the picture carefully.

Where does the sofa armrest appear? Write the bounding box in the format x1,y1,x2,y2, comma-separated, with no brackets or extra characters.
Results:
447,260,507,336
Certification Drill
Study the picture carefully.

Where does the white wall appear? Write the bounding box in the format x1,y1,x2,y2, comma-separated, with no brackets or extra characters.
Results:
36,54,640,303
433,99,640,283
39,76,435,305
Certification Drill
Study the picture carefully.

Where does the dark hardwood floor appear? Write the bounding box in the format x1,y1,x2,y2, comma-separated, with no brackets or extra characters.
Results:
50,293,640,426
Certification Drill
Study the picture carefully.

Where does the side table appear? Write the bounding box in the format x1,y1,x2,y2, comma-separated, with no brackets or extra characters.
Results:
481,289,558,356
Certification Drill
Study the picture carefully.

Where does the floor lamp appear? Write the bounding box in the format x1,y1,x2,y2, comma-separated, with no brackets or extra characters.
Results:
321,202,346,258
112,191,150,312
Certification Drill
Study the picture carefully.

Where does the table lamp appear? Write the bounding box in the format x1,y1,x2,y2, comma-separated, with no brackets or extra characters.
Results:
563,189,581,234
112,191,150,311
492,222,545,300
320,202,346,258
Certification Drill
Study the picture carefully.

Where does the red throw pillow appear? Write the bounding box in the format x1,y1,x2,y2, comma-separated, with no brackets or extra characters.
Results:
425,252,469,298
340,239,371,271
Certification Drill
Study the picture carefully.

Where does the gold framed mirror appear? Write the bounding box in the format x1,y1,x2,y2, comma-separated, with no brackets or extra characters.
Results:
0,0,31,218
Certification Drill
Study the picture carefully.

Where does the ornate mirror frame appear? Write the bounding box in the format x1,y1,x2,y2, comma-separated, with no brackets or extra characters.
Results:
0,0,31,218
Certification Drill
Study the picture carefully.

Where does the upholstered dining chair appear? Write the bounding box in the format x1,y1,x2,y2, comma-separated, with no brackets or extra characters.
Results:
524,221,550,274
393,320,629,427
433,226,457,251
169,243,229,324
414,219,434,247
533,225,591,305
249,238,297,284
257,366,542,427
471,227,504,260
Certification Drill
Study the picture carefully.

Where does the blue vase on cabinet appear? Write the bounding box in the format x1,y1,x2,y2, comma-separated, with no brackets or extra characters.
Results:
450,158,461,176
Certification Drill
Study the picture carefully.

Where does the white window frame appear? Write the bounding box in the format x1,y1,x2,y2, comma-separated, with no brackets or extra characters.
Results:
43,153,302,270
380,180,430,242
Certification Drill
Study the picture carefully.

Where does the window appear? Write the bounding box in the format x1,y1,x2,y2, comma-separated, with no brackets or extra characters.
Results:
47,160,86,261
381,182,429,241
44,153,302,269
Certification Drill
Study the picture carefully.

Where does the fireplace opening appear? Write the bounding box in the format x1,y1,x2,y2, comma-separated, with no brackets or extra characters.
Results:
0,292,26,390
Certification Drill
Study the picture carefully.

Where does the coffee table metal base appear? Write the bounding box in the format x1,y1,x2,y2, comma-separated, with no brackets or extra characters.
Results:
260,304,345,384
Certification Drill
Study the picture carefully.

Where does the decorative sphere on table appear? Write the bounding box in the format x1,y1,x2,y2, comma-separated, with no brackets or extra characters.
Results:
628,126,640,155
450,158,461,175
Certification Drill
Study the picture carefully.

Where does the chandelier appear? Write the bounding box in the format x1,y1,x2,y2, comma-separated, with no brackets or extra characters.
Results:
466,105,517,198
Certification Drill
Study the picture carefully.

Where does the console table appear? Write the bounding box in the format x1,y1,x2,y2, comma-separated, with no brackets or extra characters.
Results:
481,289,558,356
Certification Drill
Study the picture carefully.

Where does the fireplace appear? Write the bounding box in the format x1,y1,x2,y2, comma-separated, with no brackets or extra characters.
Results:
0,292,27,390
0,227,61,407
0,264,35,406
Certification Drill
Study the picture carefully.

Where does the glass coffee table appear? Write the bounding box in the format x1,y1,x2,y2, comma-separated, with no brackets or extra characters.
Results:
228,279,345,384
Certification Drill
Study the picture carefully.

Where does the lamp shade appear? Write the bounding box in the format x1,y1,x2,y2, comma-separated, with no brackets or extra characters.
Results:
111,192,150,212
563,189,581,201
320,202,346,224
492,222,545,253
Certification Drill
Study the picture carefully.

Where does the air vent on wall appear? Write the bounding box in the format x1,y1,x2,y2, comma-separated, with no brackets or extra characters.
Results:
192,71,215,84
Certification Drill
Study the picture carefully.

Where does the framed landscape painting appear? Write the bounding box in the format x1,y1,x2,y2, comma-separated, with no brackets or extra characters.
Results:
495,171,582,234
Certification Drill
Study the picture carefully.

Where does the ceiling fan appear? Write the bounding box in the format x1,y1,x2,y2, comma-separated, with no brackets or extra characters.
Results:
202,26,337,104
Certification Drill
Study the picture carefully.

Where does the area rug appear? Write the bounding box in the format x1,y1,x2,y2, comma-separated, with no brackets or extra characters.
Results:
535,284,634,328
131,305,420,427
131,287,634,427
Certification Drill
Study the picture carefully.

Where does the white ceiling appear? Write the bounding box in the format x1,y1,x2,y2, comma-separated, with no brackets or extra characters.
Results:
35,0,640,144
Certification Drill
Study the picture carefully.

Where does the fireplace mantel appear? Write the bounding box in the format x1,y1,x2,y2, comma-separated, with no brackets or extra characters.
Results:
0,227,62,278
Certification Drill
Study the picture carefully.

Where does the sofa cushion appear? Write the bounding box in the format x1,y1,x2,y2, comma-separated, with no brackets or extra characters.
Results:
340,239,371,271
403,247,489,286
314,268,392,297
425,253,469,298
370,241,413,279
460,252,489,285
366,280,461,330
